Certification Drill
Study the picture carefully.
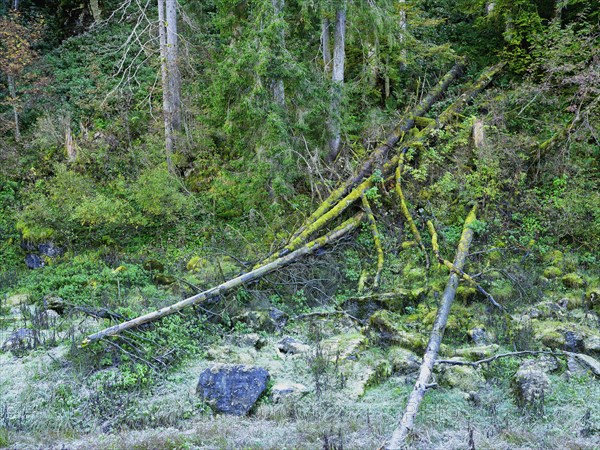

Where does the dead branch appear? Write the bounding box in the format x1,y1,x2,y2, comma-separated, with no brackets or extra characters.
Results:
436,350,561,367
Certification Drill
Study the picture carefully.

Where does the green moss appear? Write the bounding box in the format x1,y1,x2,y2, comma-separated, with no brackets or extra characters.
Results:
544,250,564,266
489,279,514,302
369,310,426,352
561,273,584,289
186,256,207,273
543,266,562,279
456,285,477,303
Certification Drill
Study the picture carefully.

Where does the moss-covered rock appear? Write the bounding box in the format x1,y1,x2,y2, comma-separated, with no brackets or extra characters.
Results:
143,259,165,272
437,361,484,391
561,273,584,289
368,310,426,352
513,366,550,410
544,250,564,266
186,256,208,273
543,266,562,279
557,295,583,310
454,344,499,361
153,273,176,285
322,333,366,361
388,347,420,374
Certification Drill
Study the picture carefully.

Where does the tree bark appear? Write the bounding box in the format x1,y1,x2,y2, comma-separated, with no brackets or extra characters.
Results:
158,0,174,172
89,0,102,24
399,0,407,70
327,2,346,163
83,213,363,344
321,17,332,74
7,74,20,142
385,206,478,449
165,0,181,130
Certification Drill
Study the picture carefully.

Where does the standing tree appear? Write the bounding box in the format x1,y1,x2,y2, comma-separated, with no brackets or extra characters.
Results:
326,0,346,163
0,11,42,142
157,0,181,172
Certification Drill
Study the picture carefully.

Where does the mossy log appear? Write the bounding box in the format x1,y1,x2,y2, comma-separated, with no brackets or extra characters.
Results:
386,206,477,449
260,63,504,268
361,194,384,289
83,213,364,345
289,63,465,244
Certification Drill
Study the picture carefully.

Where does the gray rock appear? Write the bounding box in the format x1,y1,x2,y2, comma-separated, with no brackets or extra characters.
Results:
564,331,585,353
25,254,44,269
38,242,62,258
567,353,600,377
519,355,560,374
268,307,288,330
277,336,310,355
235,333,267,350
583,335,600,356
513,366,550,410
271,382,309,403
468,328,490,345
2,328,34,351
197,364,270,416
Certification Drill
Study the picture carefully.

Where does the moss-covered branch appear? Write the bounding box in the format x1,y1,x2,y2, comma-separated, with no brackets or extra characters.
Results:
385,205,477,449
361,194,384,289
396,154,429,269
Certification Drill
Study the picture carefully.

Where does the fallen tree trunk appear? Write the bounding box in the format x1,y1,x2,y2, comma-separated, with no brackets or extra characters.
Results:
426,219,502,309
385,205,478,449
260,63,505,267
290,63,464,244
83,213,363,345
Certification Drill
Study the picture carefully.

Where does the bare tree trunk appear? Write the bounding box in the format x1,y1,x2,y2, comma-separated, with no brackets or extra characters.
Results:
65,120,77,162
271,0,285,107
89,0,102,23
399,0,406,70
166,0,181,130
83,213,363,344
327,2,346,163
7,74,20,142
12,0,19,10
385,206,478,449
158,0,175,172
321,17,332,74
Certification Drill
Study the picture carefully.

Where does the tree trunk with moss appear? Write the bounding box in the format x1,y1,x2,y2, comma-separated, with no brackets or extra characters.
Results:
83,213,363,344
385,206,478,449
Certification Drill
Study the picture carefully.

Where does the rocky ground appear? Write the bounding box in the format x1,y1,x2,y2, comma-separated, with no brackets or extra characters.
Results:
1,286,600,449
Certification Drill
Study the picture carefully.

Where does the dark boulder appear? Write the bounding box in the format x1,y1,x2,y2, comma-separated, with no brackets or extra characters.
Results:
38,243,62,258
197,364,270,415
25,254,44,269
564,331,584,353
